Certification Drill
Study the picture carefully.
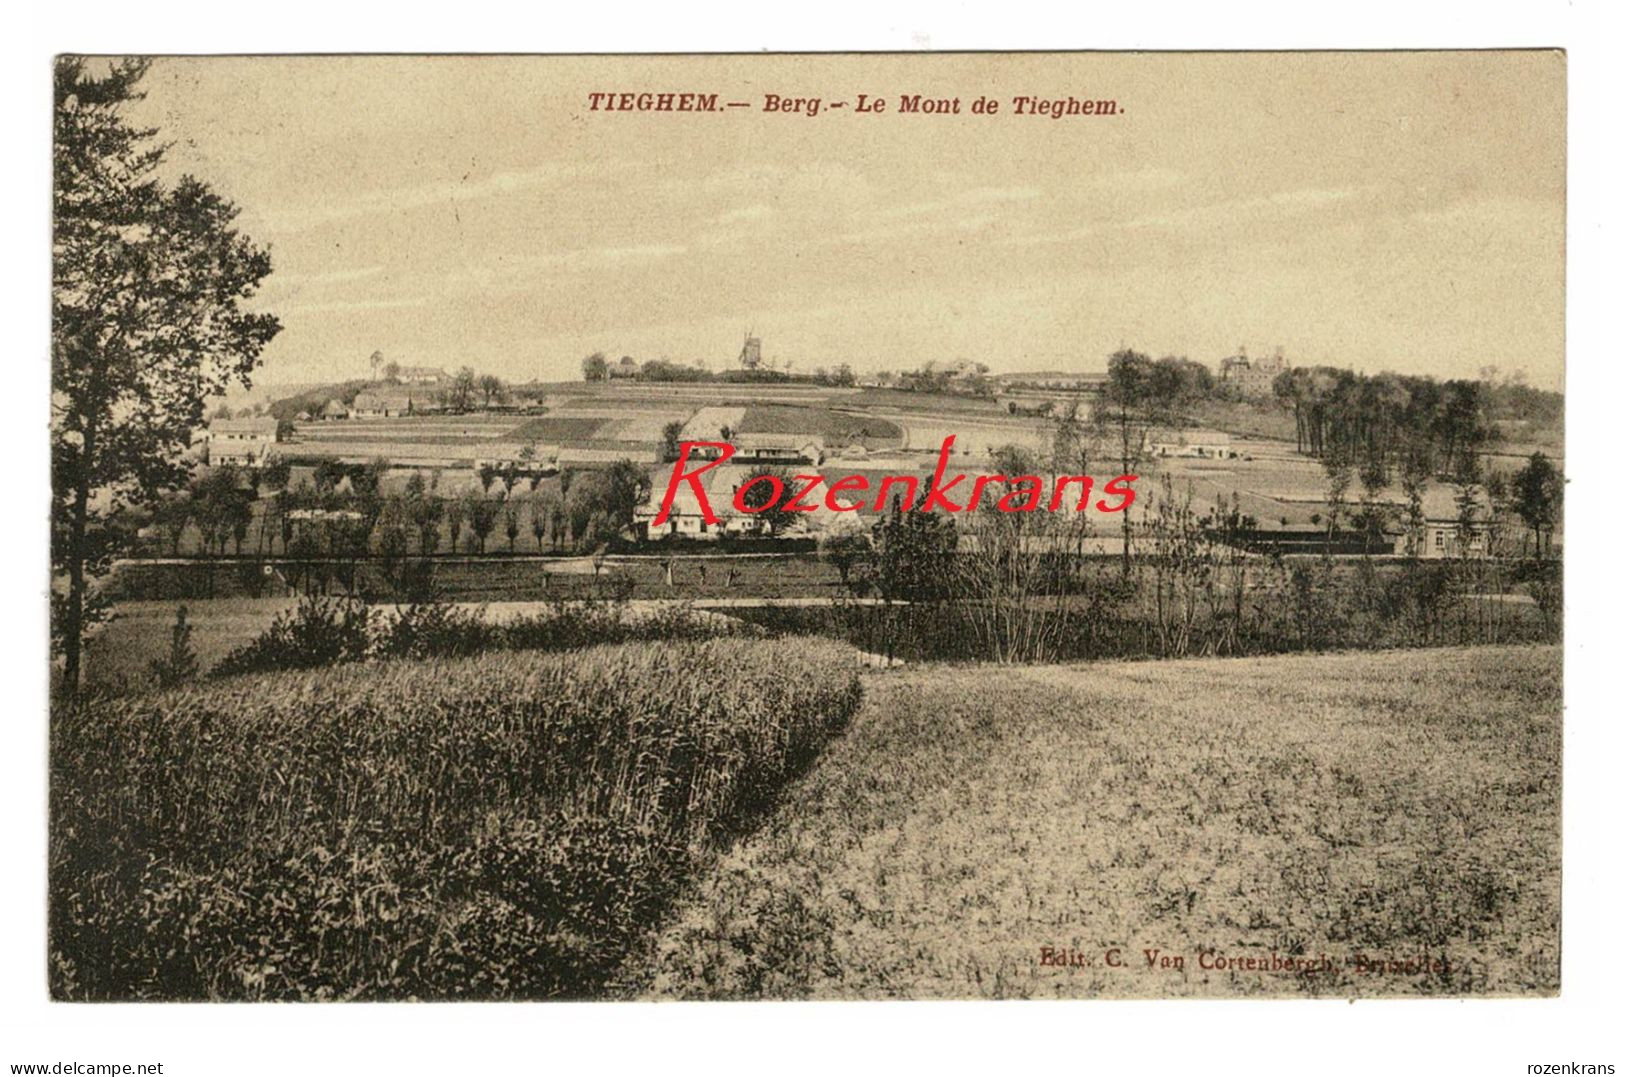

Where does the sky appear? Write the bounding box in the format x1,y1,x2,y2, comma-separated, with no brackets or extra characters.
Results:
127,52,1566,389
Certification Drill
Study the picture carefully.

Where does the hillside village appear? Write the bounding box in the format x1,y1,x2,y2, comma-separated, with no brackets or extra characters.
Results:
185,339,1563,568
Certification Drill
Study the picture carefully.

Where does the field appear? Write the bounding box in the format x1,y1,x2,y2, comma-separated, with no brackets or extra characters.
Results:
637,644,1561,999
81,597,301,693
738,404,902,449
51,637,866,1000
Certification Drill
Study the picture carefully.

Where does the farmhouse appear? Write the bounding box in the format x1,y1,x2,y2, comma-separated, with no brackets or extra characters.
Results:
607,356,641,379
207,416,280,466
635,464,774,540
677,406,825,465
735,433,826,465
1400,486,1494,559
320,399,349,420
352,390,439,418
1150,429,1240,460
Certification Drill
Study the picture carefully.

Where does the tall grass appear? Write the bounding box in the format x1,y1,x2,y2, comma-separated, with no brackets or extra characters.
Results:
50,637,863,1000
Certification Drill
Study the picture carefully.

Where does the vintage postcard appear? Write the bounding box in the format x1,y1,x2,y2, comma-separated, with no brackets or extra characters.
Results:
49,51,1563,1002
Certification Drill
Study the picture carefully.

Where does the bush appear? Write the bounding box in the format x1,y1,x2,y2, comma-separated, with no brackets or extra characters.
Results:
213,598,757,677
146,605,199,690
373,601,499,660
732,556,1559,664
50,637,864,999
210,596,372,678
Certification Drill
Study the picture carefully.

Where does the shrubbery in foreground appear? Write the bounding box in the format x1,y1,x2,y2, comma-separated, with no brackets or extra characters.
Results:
50,637,862,999
210,596,753,678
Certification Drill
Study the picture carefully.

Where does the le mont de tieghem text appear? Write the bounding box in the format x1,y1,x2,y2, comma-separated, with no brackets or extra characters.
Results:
584,91,1121,120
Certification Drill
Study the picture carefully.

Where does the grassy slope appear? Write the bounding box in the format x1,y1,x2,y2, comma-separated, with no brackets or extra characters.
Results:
82,598,300,695
637,645,1560,999
736,404,903,448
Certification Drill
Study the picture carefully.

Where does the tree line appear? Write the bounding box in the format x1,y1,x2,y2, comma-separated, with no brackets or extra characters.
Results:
143,457,652,564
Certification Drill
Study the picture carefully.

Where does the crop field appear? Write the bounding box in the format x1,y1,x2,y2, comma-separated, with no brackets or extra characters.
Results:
737,404,903,448
888,413,1056,457
50,636,866,1000
841,387,1012,415
506,415,617,444
637,644,1561,999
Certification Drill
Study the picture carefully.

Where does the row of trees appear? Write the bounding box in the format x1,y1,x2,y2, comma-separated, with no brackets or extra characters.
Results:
145,458,653,565
1099,348,1563,560
262,366,541,424
581,351,859,387
1270,366,1492,480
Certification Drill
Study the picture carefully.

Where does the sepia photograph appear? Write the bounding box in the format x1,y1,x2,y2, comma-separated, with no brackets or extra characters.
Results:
46,49,1569,1010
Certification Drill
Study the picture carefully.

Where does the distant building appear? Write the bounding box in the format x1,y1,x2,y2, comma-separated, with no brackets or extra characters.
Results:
321,399,349,420
473,442,559,474
395,365,449,385
1150,429,1240,460
352,390,441,418
207,416,280,466
635,464,776,540
607,356,641,379
1219,346,1288,400
992,370,1107,392
738,333,763,370
677,406,824,465
735,433,825,465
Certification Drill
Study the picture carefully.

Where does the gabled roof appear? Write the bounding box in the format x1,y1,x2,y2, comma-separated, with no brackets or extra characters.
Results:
738,432,825,451
353,390,417,410
209,417,278,436
1153,428,1232,446
1419,484,1493,523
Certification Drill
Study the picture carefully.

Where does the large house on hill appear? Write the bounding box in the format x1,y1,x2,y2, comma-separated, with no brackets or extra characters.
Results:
395,365,450,385
1219,346,1288,400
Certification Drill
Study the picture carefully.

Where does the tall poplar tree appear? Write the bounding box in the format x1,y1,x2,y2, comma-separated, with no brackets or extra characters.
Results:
53,57,280,691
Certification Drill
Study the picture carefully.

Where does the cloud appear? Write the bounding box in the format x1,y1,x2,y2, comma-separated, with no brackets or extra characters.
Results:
880,185,1044,219
1091,167,1187,192
265,165,585,232
262,264,386,293
1000,185,1366,247
713,204,774,225
273,295,430,316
